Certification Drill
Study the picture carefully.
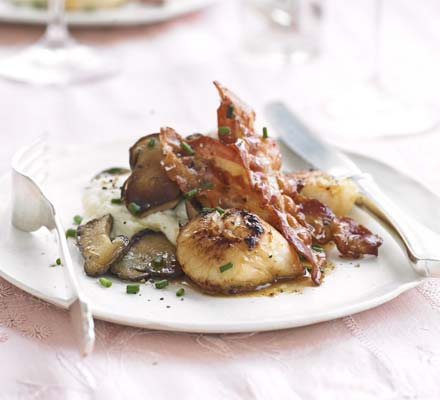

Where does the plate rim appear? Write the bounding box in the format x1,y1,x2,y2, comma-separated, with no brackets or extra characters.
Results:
0,0,216,26
0,253,424,333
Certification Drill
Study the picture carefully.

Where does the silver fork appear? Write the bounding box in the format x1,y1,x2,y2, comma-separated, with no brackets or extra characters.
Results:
11,137,95,356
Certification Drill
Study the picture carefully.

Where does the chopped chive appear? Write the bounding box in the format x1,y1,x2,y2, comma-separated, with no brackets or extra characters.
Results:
200,181,213,189
103,167,125,175
152,255,163,269
148,138,156,148
202,207,215,213
262,127,268,139
126,284,140,294
155,279,169,289
56,258,61,266
219,262,233,273
312,244,325,252
298,254,307,262
215,207,225,215
218,126,231,135
184,188,199,199
99,277,113,288
66,228,77,239
176,288,185,297
127,202,141,215
111,198,123,205
180,141,195,155
73,215,83,225
226,104,234,119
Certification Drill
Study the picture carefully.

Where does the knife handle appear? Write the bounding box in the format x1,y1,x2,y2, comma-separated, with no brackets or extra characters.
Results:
354,174,440,277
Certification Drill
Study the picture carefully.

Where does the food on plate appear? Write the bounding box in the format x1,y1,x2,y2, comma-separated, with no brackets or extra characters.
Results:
287,170,358,217
76,82,383,295
121,133,181,217
111,229,182,281
177,208,303,294
77,214,129,277
82,167,187,244
12,0,163,11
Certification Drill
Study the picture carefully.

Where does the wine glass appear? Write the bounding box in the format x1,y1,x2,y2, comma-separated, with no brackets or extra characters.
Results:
0,0,117,85
325,0,438,139
241,0,323,64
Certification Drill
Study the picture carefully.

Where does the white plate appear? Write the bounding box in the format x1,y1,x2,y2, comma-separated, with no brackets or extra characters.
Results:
0,0,214,26
0,140,430,333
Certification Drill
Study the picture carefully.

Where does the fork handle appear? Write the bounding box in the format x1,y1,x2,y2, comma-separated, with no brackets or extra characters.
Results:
54,214,95,356
355,174,440,277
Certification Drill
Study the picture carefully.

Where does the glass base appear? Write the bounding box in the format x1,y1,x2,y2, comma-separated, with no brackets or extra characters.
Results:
0,37,118,85
324,82,438,139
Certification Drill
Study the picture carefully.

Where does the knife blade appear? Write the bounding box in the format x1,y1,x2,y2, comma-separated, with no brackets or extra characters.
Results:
265,102,362,178
264,101,440,277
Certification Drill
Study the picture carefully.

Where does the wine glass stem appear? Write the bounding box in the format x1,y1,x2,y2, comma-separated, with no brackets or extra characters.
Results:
43,0,71,48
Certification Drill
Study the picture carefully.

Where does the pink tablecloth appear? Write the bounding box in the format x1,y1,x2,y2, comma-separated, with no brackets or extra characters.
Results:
1,1,440,398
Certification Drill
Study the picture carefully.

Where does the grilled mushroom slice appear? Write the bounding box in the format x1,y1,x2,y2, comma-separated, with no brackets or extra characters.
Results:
77,214,129,277
122,134,181,217
110,229,183,281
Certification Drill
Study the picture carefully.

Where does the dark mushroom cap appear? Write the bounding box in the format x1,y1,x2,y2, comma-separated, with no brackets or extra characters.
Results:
122,134,181,217
110,229,183,281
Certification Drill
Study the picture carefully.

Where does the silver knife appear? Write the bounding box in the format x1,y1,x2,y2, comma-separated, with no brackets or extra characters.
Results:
265,102,440,277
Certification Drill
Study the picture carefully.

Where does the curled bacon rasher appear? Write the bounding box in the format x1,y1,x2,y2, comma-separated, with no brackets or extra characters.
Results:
160,81,382,284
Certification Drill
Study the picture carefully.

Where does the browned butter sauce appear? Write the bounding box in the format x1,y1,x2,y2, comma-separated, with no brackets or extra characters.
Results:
174,261,335,298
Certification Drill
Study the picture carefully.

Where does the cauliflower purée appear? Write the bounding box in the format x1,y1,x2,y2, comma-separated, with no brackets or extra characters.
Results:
82,171,188,245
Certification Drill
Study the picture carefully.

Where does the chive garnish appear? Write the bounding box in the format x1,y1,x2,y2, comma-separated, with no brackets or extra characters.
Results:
215,207,225,215
218,126,231,135
219,262,233,273
200,181,213,189
152,255,163,269
155,279,169,289
127,202,141,215
312,244,325,252
262,127,268,139
126,284,140,294
298,254,307,262
176,288,185,297
111,198,123,205
103,167,125,175
56,258,61,266
148,138,156,148
99,277,112,288
66,228,77,239
226,104,234,119
73,215,83,225
184,189,199,199
180,141,195,155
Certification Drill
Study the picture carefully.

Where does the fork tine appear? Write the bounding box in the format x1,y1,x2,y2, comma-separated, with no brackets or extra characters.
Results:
12,136,48,172
13,137,49,177
25,158,48,180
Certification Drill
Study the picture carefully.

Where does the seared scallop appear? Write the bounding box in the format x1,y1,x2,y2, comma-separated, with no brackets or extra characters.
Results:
295,171,358,216
177,208,303,294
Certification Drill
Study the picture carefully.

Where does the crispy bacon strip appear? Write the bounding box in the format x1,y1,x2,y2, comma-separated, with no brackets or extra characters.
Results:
160,82,382,285
294,194,382,257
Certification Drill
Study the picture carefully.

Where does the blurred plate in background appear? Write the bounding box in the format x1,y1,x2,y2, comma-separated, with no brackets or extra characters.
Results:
0,0,215,26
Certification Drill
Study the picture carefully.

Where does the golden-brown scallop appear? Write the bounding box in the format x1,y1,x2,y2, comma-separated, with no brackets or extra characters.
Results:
294,171,358,216
176,209,303,294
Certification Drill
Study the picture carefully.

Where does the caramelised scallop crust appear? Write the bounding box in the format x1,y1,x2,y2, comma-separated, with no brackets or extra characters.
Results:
176,209,303,294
